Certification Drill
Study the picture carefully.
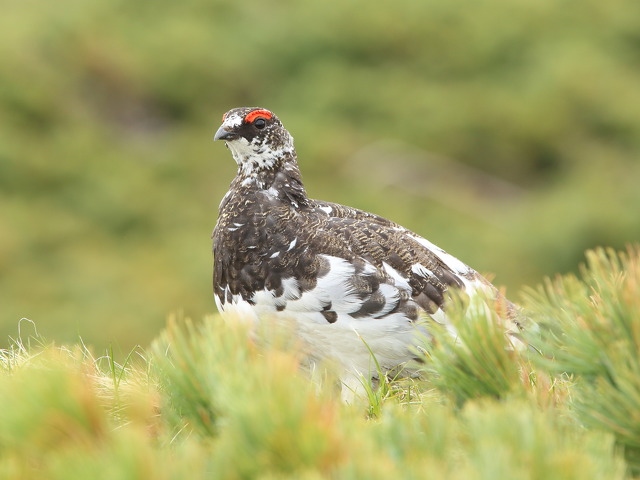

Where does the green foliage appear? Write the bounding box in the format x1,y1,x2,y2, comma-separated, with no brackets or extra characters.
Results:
0,319,624,479
151,315,224,438
420,292,525,405
526,246,640,474
364,401,623,480
152,314,347,477
5,246,640,478
2,0,640,348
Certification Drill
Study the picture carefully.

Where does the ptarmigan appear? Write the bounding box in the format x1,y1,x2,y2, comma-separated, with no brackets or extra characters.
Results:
212,107,520,399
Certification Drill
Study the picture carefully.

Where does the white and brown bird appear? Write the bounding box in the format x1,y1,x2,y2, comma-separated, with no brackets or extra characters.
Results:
212,107,520,398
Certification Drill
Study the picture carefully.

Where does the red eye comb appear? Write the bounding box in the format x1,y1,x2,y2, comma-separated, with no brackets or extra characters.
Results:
244,109,273,124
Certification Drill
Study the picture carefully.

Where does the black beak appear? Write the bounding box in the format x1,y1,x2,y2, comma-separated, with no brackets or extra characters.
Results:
214,126,239,141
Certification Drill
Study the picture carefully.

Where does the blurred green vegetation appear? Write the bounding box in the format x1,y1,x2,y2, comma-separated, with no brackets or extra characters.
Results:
1,0,639,349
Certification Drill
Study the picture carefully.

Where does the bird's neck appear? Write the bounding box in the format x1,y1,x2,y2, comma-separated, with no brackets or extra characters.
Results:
231,150,309,208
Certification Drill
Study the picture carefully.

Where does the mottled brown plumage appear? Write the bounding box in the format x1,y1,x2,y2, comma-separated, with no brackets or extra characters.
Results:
212,107,520,399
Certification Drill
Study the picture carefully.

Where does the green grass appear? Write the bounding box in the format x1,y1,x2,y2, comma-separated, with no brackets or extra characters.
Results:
1,246,640,478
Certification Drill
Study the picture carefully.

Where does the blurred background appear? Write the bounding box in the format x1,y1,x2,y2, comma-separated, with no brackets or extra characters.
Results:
1,0,639,351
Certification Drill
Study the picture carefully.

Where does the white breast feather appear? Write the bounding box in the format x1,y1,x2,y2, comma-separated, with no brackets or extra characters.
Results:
286,256,361,313
373,283,401,317
281,277,302,300
382,262,411,290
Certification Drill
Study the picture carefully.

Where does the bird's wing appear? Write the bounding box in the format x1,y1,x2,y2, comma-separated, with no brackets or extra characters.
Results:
304,199,494,309
214,194,516,330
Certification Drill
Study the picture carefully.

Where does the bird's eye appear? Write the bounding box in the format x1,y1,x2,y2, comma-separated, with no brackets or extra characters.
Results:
253,118,266,129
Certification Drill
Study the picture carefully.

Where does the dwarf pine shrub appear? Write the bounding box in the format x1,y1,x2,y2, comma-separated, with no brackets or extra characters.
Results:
526,246,640,474
1,246,639,478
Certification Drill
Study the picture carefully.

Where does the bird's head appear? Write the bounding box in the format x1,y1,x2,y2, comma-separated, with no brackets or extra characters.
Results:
214,107,294,174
